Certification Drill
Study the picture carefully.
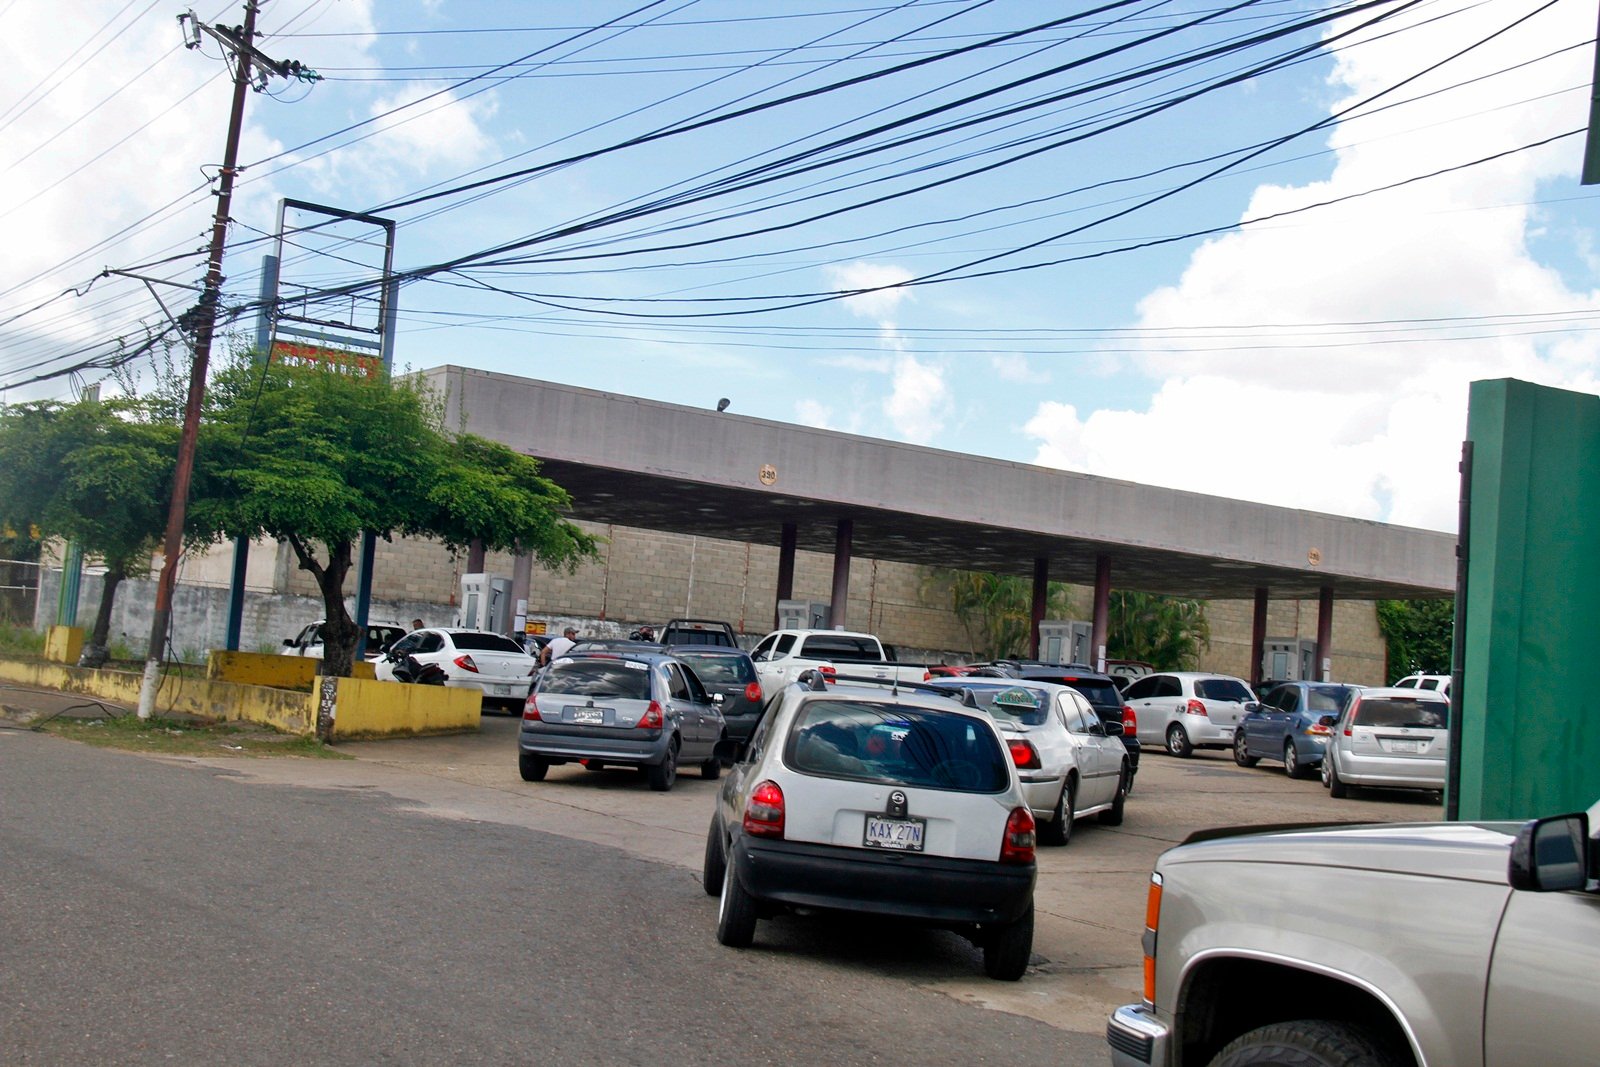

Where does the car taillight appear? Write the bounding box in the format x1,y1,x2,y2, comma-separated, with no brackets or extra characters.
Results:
743,780,785,838
1185,698,1208,717
1142,872,1163,1004
522,694,542,722
1308,721,1330,736
923,671,932,681
454,654,479,673
636,700,664,730
819,665,836,683
1000,806,1036,865
1122,705,1137,732
743,682,762,703
1007,738,1041,770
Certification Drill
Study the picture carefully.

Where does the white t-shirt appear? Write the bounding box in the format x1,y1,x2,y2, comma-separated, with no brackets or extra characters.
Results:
545,635,576,660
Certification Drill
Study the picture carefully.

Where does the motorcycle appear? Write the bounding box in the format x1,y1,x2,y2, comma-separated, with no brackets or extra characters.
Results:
388,652,448,686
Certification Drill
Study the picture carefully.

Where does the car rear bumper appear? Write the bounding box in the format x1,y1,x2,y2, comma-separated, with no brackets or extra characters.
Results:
518,723,673,766
731,835,1034,926
1339,753,1446,790
1106,1004,1169,1066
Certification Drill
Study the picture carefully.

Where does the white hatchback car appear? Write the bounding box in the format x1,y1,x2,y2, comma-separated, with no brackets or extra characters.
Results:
1122,672,1258,757
703,674,1039,980
1322,685,1450,797
375,628,537,711
926,678,1128,846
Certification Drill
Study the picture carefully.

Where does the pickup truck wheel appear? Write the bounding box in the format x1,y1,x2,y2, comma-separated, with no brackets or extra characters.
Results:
1098,763,1128,826
1039,777,1074,846
1166,724,1194,758
701,818,726,897
1233,733,1259,767
981,903,1034,981
518,753,549,782
1208,1019,1401,1067
1325,754,1349,798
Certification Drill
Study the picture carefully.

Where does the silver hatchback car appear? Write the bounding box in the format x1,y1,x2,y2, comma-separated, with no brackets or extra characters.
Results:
1322,685,1449,797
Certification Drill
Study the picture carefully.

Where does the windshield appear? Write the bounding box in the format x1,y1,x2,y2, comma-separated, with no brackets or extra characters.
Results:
541,660,652,700
785,701,1008,793
1195,678,1253,703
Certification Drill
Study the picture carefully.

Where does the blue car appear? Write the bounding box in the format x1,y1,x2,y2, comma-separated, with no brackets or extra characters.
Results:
1234,681,1359,778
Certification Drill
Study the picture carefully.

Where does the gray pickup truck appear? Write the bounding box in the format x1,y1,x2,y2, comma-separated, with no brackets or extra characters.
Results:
1107,800,1599,1067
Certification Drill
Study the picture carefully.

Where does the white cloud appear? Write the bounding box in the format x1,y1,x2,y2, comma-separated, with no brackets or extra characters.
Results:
990,353,1044,383
305,84,500,197
825,261,950,441
824,262,913,319
1025,0,1600,533
885,354,952,444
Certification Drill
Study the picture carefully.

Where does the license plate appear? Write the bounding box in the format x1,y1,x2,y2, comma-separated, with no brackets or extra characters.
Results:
1387,738,1422,753
571,707,605,726
493,685,510,696
863,815,925,852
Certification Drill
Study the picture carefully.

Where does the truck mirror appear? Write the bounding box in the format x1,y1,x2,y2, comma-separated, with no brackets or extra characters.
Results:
1509,812,1590,892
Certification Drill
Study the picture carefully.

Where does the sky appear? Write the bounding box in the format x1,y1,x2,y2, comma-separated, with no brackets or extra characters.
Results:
0,0,1595,536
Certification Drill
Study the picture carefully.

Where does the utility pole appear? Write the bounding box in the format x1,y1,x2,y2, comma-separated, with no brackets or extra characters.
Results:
137,3,316,718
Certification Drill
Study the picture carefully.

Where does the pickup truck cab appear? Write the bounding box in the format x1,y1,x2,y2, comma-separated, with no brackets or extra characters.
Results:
1107,800,1600,1067
749,628,926,691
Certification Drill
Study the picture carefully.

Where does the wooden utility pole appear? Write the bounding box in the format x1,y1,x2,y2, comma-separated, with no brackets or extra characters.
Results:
137,3,315,717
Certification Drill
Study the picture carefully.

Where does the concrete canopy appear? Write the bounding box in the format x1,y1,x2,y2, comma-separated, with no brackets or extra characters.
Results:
427,366,1455,601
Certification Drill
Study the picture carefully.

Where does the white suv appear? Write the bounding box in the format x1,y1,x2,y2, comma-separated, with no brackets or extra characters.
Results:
702,675,1039,979
1393,672,1451,698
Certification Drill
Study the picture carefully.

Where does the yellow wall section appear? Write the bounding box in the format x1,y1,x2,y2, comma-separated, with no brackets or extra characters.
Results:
327,676,481,739
43,626,84,664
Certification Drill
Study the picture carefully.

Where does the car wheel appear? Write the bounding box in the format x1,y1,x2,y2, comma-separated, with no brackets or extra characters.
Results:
715,858,758,948
1325,753,1349,798
982,903,1034,981
1284,739,1309,779
1166,723,1193,758
646,739,679,792
1039,776,1074,847
518,752,549,782
701,818,726,897
1099,763,1128,826
1207,1020,1402,1067
1233,732,1259,767
701,734,725,780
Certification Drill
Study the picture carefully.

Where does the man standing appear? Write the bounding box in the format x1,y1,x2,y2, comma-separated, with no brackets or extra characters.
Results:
541,626,578,665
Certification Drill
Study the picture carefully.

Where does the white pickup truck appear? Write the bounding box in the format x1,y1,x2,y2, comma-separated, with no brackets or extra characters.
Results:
749,629,927,691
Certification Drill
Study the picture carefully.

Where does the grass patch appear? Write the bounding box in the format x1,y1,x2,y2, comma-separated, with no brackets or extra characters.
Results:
36,711,350,759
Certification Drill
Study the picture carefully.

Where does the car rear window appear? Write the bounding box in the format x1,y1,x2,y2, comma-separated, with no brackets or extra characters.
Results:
801,636,883,662
1051,677,1122,708
676,654,756,685
1306,686,1355,713
666,630,736,647
961,686,1049,727
1352,697,1449,729
785,701,1009,793
541,661,652,700
450,632,527,654
1195,678,1253,702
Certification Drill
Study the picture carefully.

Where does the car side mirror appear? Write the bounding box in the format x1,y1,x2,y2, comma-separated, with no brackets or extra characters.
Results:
711,692,724,704
713,736,746,766
1244,701,1260,713
282,637,295,647
1509,812,1591,892
1104,720,1124,736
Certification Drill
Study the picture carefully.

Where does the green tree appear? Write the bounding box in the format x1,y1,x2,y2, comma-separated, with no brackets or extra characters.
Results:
1375,599,1453,681
0,397,177,666
1106,590,1210,669
190,360,598,685
921,568,1074,660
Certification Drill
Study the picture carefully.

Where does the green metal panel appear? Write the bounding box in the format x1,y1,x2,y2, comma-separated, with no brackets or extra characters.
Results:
1459,379,1600,820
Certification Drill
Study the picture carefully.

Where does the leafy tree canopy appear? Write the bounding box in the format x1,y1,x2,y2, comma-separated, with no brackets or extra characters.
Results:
1376,599,1453,681
0,396,177,662
922,568,1074,661
190,360,598,678
1105,590,1210,670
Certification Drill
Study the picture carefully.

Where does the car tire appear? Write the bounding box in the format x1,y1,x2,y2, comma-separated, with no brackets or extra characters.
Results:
701,734,725,780
1325,753,1349,798
518,752,549,782
1284,739,1309,779
701,819,726,897
1166,723,1193,758
982,903,1034,981
1099,763,1128,826
646,739,679,792
1039,776,1075,847
716,858,758,948
1207,1019,1402,1067
1233,732,1259,767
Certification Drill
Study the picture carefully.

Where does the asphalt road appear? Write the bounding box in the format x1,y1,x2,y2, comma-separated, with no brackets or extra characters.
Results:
0,724,1112,1066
